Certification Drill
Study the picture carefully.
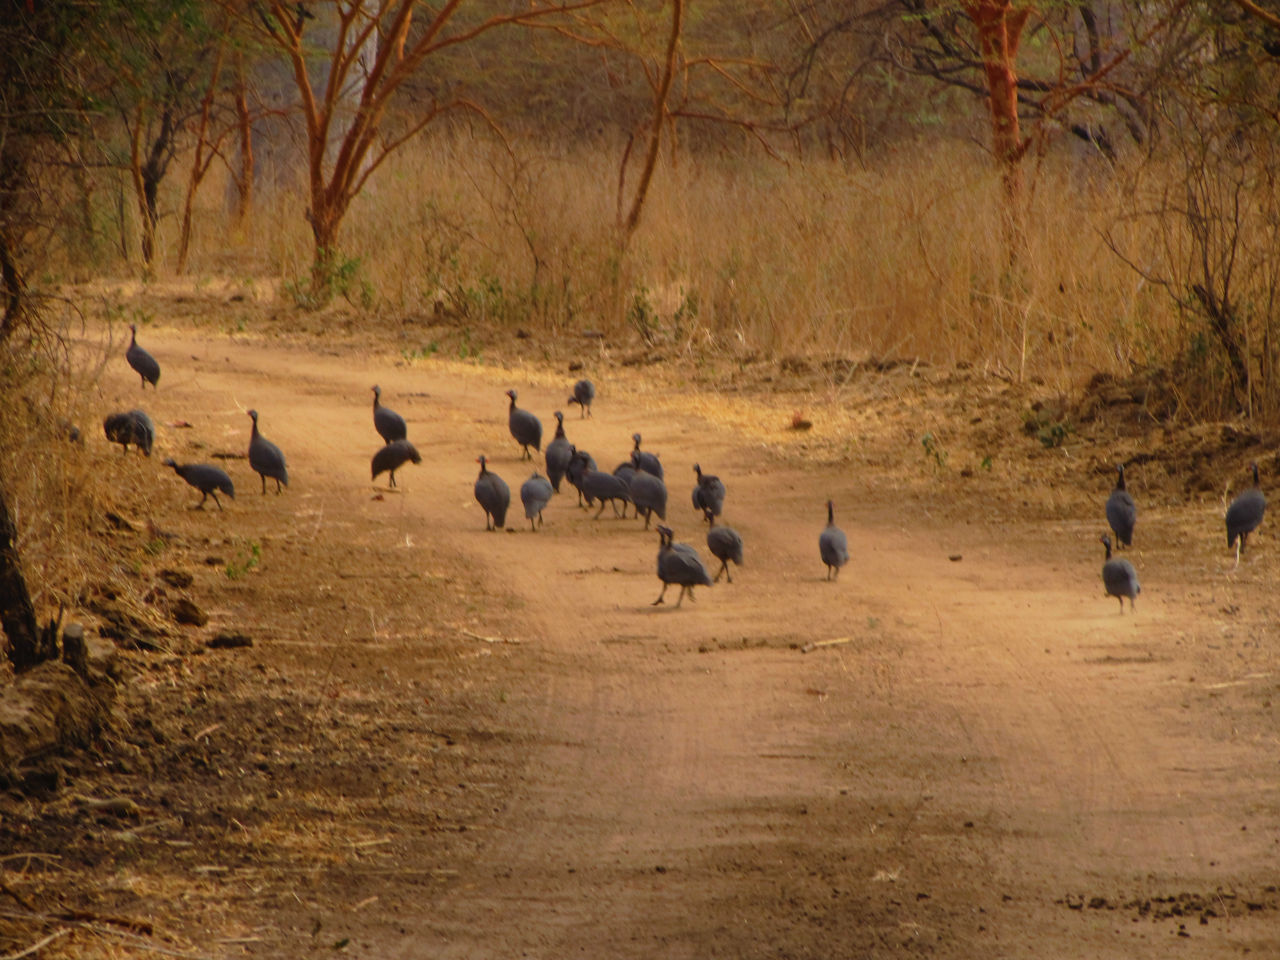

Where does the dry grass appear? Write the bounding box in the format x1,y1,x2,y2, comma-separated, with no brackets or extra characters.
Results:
61,131,1196,392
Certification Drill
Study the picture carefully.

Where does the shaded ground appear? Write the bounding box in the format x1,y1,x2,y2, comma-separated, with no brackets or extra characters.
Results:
2,299,1278,958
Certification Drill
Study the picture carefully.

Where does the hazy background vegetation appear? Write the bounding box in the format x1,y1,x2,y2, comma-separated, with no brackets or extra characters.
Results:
3,1,1280,416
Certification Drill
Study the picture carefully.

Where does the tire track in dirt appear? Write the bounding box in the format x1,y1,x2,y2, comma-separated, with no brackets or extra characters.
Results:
137,330,1280,958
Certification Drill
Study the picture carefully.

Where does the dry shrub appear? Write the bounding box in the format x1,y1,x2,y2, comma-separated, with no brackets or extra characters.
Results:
100,131,1176,389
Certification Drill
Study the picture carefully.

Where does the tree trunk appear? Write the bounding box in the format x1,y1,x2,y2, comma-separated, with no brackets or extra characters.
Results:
232,64,254,226
0,232,23,341
963,1,1030,249
0,480,49,673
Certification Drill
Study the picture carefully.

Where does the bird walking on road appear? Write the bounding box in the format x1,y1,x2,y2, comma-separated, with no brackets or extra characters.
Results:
247,409,288,494
629,468,667,529
1100,533,1140,613
545,411,573,493
474,455,510,531
652,525,713,608
1105,463,1136,549
372,385,407,443
506,389,542,460
520,471,554,531
631,433,663,479
705,511,743,583
103,409,154,456
566,446,597,507
126,324,160,389
567,379,595,418
691,463,726,520
579,464,631,519
163,459,234,510
372,439,421,488
819,500,849,581
1226,462,1267,566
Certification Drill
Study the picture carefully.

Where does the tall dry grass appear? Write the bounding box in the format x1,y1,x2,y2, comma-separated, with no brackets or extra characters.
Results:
119,131,1179,388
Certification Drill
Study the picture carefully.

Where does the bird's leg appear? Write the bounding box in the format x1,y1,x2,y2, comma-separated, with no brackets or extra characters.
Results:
212,491,223,511
390,473,397,489
674,586,686,609
713,562,725,583
651,583,668,606
530,517,536,532
260,475,267,495
594,501,607,520
723,565,733,584
611,500,622,518
194,492,208,511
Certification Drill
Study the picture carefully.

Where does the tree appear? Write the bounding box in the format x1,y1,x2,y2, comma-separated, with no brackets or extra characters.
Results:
236,0,606,299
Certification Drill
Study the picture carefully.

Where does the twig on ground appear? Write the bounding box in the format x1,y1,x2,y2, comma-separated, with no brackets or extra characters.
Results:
460,629,521,645
0,928,70,960
800,636,852,654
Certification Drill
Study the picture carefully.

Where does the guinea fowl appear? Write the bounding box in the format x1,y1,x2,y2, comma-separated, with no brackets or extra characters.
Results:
652,525,713,608
691,463,726,520
629,467,668,529
819,499,849,581
704,510,744,583
103,409,154,456
545,411,573,493
630,433,663,479
1105,464,1137,549
506,389,542,460
1226,462,1267,565
372,385,407,443
371,439,421,488
1100,533,1140,613
567,378,595,418
566,446,597,507
125,324,160,389
579,464,631,519
247,409,288,494
520,471,554,531
163,459,234,510
474,455,510,531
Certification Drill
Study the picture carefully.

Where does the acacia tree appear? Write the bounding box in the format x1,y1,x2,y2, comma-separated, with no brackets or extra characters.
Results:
237,0,606,298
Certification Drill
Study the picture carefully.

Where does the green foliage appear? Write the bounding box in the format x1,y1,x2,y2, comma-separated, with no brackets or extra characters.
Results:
1023,408,1072,449
225,540,261,581
921,432,947,470
288,252,374,310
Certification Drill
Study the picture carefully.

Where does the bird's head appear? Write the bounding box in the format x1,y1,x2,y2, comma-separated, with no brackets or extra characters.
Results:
247,409,258,422
506,388,518,401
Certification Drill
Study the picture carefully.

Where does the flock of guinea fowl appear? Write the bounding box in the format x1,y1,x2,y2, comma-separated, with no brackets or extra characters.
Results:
104,326,1267,613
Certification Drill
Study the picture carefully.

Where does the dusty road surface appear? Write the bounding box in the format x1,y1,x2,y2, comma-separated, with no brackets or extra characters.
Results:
5,319,1278,959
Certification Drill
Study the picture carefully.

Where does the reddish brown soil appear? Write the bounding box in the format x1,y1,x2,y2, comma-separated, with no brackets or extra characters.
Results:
2,317,1278,959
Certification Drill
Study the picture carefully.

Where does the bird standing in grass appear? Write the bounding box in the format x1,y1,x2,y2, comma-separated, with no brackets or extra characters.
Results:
372,385,407,443
474,455,510,531
568,379,595,418
704,510,743,583
819,500,849,581
1105,463,1136,549
163,459,235,510
652,525,713,608
372,439,421,488
103,410,154,456
1100,533,1139,612
247,409,288,494
520,471,554,531
126,324,160,389
506,389,542,460
1226,462,1266,565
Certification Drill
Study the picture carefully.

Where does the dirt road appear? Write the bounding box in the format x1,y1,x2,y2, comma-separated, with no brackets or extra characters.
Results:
49,325,1280,957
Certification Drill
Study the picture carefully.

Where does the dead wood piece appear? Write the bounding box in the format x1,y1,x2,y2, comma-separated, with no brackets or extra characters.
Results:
800,636,853,654
460,629,521,645
0,662,107,768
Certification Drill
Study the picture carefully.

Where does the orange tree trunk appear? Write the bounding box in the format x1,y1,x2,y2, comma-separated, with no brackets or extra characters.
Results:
962,2,1030,215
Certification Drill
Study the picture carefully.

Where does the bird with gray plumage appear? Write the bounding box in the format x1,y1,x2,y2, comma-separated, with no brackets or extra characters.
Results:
1105,463,1136,549
567,378,595,418
520,471,554,531
506,389,542,460
691,463,726,520
819,499,849,581
629,468,668,529
579,464,631,519
247,409,288,494
372,385,407,443
704,510,743,583
566,446,597,507
652,525,713,608
630,433,663,479
1100,533,1139,613
474,455,510,531
126,324,160,389
103,409,154,456
372,439,421,488
545,411,573,493
163,459,234,510
1226,462,1266,565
